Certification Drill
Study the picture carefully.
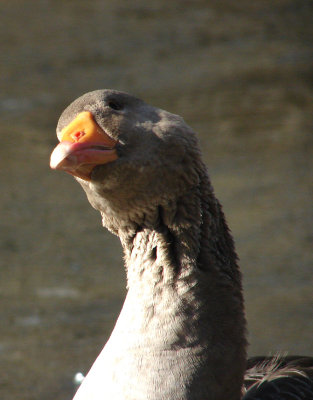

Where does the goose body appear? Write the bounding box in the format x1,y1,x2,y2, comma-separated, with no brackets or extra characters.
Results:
50,90,313,400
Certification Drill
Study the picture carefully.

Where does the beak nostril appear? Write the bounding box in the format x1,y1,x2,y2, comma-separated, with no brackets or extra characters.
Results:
71,131,85,141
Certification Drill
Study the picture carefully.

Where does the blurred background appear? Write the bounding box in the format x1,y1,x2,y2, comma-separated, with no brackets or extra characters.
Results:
0,1,312,399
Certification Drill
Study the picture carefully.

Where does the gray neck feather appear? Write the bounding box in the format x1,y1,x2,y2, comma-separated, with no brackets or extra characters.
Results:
93,169,247,400
77,168,247,400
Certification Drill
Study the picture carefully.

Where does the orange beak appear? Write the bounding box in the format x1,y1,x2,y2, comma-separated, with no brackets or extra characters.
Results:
50,111,118,181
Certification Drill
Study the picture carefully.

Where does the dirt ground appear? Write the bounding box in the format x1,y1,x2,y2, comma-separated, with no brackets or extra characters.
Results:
0,1,312,399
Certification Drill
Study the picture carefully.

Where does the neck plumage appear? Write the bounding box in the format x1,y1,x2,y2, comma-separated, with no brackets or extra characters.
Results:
75,170,247,400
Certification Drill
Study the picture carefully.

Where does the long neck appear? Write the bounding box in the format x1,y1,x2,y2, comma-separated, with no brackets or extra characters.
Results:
109,170,247,400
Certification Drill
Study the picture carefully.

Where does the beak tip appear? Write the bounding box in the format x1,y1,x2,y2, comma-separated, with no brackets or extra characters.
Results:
50,141,73,170
50,151,59,170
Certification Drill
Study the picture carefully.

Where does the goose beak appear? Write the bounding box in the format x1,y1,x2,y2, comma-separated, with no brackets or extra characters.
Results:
50,111,118,181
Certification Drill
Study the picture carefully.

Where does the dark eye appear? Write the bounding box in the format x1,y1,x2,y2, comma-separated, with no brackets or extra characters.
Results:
108,101,122,111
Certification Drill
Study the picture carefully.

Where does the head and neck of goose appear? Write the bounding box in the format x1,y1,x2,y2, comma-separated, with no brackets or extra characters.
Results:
51,90,247,400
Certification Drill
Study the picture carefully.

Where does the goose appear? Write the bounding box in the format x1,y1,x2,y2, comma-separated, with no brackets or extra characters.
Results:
50,90,313,400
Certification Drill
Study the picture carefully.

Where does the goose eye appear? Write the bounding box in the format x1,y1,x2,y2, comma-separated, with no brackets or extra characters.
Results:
108,101,122,111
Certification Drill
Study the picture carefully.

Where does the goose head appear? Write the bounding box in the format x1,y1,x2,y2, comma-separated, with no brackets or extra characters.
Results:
51,89,203,234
